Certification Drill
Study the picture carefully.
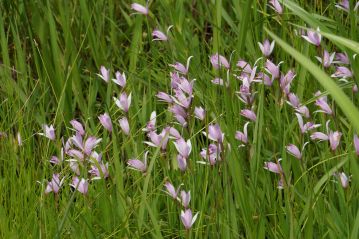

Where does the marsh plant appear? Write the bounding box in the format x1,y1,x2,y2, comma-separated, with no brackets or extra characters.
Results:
1,0,359,238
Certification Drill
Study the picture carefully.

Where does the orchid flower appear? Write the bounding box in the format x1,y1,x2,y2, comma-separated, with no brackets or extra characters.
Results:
131,3,149,15
97,66,110,83
164,182,180,199
114,92,132,112
258,39,275,57
119,117,130,135
268,0,283,14
315,50,335,68
98,113,113,132
194,106,205,120
112,71,126,87
70,177,89,195
240,109,257,122
235,122,250,145
210,53,230,69
127,151,148,173
40,124,55,140
180,209,199,230
70,119,85,136
45,174,64,194
302,28,321,46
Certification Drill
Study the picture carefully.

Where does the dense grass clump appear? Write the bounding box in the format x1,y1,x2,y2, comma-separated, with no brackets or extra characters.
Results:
0,0,359,238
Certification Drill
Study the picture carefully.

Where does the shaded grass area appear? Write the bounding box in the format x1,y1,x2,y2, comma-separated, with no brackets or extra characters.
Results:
0,0,359,238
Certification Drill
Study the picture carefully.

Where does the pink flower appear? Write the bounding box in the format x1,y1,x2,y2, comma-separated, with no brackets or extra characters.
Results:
164,182,180,199
194,106,205,120
211,77,229,87
174,138,192,158
143,111,157,132
41,124,55,140
210,53,230,69
180,190,191,208
315,94,332,115
98,113,113,132
310,132,329,141
70,119,85,136
331,66,353,78
169,56,192,75
302,28,321,46
128,152,148,173
295,113,320,134
145,128,170,150
180,209,199,230
335,53,350,64
119,117,130,135
287,93,300,108
89,162,109,179
315,50,335,68
70,177,89,195
335,0,350,11
329,131,342,151
84,136,102,155
114,92,132,112
97,66,110,83
152,29,168,41
236,60,252,74
335,172,349,188
279,70,296,94
240,109,257,122
156,92,173,103
170,104,188,127
235,122,249,144
200,144,221,165
265,60,281,79
112,71,126,87
269,0,283,14
264,161,282,174
203,124,224,143
177,155,187,171
45,174,64,194
131,3,149,15
258,39,275,57
286,144,302,160
257,72,273,86
170,62,187,75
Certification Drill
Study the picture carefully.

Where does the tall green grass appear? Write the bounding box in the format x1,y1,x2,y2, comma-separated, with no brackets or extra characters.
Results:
0,0,358,238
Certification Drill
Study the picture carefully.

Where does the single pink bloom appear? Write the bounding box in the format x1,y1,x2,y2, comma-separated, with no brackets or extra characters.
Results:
70,119,85,136
181,209,199,230
119,117,130,135
70,177,89,195
286,144,302,160
152,29,168,41
97,66,110,83
194,106,205,120
98,113,113,132
112,71,126,87
114,92,132,112
41,124,55,140
258,39,275,57
131,3,149,15
210,53,230,69
45,174,64,194
302,28,321,46
269,0,283,14
240,109,257,122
